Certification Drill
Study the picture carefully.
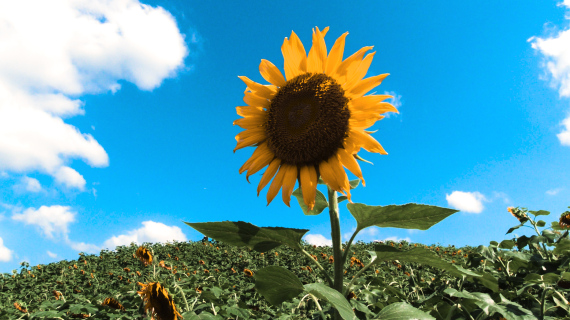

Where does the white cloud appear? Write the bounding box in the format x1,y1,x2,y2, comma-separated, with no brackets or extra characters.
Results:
102,221,187,249
12,205,75,239
64,236,100,254
0,0,188,186
546,188,563,195
446,191,487,213
14,176,42,193
304,234,332,247
381,91,402,118
557,116,570,146
379,236,412,243
46,251,57,258
54,166,86,190
0,236,13,262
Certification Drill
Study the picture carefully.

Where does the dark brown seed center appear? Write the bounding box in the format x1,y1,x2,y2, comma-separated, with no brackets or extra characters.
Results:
265,73,350,166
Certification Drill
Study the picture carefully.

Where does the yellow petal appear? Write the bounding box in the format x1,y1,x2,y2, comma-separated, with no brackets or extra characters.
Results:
342,52,375,92
319,159,342,194
245,146,274,182
235,127,265,143
238,76,275,99
257,158,281,196
266,164,287,205
350,129,387,154
282,31,307,80
333,46,373,85
259,59,286,87
350,95,394,110
346,74,390,99
337,148,365,187
325,32,348,77
349,113,384,129
233,115,265,129
244,91,270,108
239,141,268,174
328,154,351,198
233,131,265,152
307,27,328,73
280,164,298,207
300,165,318,211
236,106,265,117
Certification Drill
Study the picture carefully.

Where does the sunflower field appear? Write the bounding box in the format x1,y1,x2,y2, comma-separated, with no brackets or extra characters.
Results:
2,206,570,320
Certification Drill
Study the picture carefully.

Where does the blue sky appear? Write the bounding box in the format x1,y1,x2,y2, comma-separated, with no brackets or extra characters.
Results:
1,0,570,274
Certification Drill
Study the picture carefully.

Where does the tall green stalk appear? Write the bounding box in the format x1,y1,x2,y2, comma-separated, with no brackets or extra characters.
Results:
327,186,343,320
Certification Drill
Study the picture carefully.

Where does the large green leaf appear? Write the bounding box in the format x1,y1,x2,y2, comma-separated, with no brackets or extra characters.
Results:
347,203,458,232
254,266,304,306
292,188,328,216
372,246,489,280
304,283,356,320
376,302,435,320
184,221,308,252
528,210,550,216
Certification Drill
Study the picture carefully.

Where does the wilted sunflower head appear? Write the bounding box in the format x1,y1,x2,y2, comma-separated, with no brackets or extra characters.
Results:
102,297,126,312
560,211,570,229
137,282,181,320
234,27,398,210
135,246,152,266
244,268,254,277
508,207,529,224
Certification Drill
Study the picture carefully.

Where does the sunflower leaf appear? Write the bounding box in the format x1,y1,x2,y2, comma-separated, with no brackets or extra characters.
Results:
304,283,357,320
183,221,308,252
372,245,490,282
375,302,436,320
347,203,458,231
254,266,305,306
292,188,328,216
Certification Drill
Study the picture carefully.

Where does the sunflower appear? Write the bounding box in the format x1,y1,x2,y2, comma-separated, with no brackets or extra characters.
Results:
234,27,398,209
135,246,153,266
102,297,126,312
508,207,529,224
137,282,181,320
559,211,570,229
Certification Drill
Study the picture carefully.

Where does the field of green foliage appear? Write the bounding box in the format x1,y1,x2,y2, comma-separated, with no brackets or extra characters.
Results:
2,207,570,319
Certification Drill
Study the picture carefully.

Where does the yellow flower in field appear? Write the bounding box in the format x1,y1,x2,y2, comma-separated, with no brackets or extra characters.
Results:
137,282,181,320
102,297,126,312
136,246,153,266
244,268,254,277
14,302,27,313
234,27,398,210
560,211,570,229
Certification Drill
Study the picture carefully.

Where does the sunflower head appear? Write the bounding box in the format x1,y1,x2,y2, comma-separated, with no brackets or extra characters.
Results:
508,207,529,224
102,297,126,312
14,302,27,313
135,246,153,266
244,268,254,277
137,282,181,320
234,27,398,210
559,211,570,229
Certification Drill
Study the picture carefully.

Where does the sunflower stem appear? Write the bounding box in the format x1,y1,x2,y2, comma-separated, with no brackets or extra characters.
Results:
327,186,344,293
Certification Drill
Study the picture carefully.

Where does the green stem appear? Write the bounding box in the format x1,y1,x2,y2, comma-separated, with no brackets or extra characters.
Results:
300,248,334,287
328,186,343,293
540,287,552,320
342,229,360,267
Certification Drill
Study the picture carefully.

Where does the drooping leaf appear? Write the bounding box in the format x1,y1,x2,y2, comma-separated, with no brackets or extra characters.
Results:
254,266,304,306
499,240,515,250
536,220,546,227
184,221,308,252
554,238,570,255
347,203,458,232
376,302,435,320
372,246,486,280
506,223,524,234
528,210,550,216
292,188,328,215
304,283,356,320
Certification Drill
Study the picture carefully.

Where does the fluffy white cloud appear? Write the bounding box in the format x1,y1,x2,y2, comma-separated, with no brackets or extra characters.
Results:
54,166,86,190
0,0,188,187
376,236,412,243
14,176,42,193
382,91,402,118
65,236,100,254
304,234,332,247
557,116,570,146
11,205,75,239
530,3,570,146
0,236,13,262
446,191,487,213
46,251,58,258
102,221,187,249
